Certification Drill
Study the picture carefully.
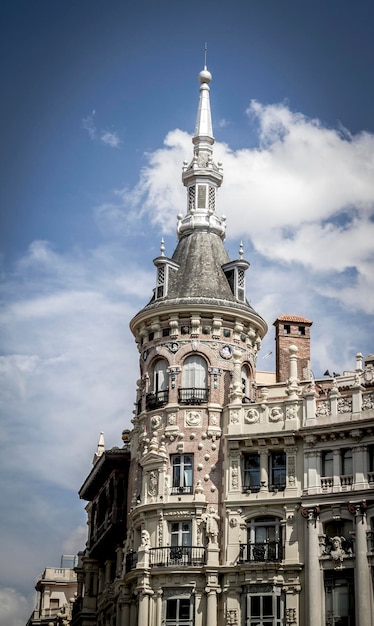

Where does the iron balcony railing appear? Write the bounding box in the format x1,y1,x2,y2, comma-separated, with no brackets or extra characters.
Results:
170,485,193,495
239,541,283,563
146,390,169,410
178,387,209,404
150,546,206,567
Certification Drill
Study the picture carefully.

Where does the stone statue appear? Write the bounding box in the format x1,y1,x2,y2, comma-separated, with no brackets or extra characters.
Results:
141,529,151,548
202,506,220,543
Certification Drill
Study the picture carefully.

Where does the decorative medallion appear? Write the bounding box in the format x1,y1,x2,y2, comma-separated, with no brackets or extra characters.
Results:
168,342,179,353
220,344,233,359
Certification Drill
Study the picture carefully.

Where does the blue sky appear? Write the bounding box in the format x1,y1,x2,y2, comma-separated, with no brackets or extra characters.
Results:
1,1,374,623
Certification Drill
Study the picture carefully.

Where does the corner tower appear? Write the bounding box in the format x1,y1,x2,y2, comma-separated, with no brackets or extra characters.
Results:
125,63,267,625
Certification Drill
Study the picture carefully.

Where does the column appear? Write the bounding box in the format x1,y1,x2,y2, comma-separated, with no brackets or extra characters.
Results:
353,445,367,490
354,503,371,626
333,449,341,489
206,589,217,625
138,590,149,626
129,598,137,626
120,600,130,626
155,589,163,626
304,507,322,626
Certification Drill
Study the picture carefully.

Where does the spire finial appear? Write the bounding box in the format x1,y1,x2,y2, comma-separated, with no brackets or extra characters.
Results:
239,241,244,259
204,42,208,70
160,237,165,256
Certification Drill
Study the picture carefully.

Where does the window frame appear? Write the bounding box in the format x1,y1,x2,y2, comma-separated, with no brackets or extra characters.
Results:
164,592,194,626
170,454,193,494
243,453,260,492
269,450,286,491
244,586,284,626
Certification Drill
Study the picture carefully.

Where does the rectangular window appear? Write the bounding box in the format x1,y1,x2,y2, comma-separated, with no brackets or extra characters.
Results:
165,595,193,626
171,454,193,494
324,572,354,626
243,454,260,492
322,451,333,477
283,324,291,334
298,325,305,335
245,590,283,626
269,451,286,491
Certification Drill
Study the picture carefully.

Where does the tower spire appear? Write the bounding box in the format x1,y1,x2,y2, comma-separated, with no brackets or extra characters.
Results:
179,61,225,240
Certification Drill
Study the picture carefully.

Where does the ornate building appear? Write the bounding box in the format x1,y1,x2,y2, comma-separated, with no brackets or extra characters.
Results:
71,63,374,626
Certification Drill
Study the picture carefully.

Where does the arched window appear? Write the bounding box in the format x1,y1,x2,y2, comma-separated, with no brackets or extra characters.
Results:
240,517,283,563
146,359,169,410
179,355,208,404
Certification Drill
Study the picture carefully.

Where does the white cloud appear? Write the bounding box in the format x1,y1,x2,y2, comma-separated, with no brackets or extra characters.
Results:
82,111,96,140
82,112,121,147
97,103,374,317
0,588,31,626
101,130,121,148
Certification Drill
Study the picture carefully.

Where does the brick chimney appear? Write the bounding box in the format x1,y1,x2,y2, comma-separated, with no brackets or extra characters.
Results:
273,314,313,383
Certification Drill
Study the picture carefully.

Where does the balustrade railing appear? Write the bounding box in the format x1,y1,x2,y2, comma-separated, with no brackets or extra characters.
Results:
150,546,206,567
146,390,169,410
178,388,209,404
239,541,282,562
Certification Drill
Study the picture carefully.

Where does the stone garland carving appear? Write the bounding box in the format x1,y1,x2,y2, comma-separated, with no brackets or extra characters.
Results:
287,455,296,486
230,411,240,424
286,608,297,625
362,393,374,410
158,512,163,547
338,397,352,413
316,400,330,417
168,413,176,425
226,609,238,625
286,405,297,420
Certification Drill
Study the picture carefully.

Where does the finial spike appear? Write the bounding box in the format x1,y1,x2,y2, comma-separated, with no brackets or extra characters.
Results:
239,241,244,259
204,43,208,70
160,237,165,256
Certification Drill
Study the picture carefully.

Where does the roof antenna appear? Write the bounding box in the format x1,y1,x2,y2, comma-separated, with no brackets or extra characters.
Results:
204,42,208,70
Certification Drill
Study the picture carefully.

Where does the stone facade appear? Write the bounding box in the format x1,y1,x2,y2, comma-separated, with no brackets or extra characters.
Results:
69,65,374,626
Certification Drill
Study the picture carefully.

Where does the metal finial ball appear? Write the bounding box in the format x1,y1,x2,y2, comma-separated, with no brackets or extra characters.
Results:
199,69,212,84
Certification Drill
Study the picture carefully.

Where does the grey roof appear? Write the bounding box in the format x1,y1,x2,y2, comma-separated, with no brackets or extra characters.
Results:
141,230,263,320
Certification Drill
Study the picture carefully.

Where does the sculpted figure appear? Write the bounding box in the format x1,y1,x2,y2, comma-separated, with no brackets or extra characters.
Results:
202,506,220,543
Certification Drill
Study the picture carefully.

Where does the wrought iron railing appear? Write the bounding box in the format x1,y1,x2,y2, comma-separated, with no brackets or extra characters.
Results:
178,387,209,404
239,541,283,562
150,546,206,567
170,485,193,495
146,390,169,410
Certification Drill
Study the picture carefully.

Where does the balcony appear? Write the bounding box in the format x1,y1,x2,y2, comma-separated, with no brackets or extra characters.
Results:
150,546,206,567
178,387,209,405
146,390,169,411
239,541,283,563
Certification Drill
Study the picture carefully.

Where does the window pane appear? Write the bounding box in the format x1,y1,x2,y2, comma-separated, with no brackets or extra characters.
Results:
166,599,177,619
179,599,190,619
342,449,353,475
263,596,273,616
251,596,260,616
322,451,333,476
